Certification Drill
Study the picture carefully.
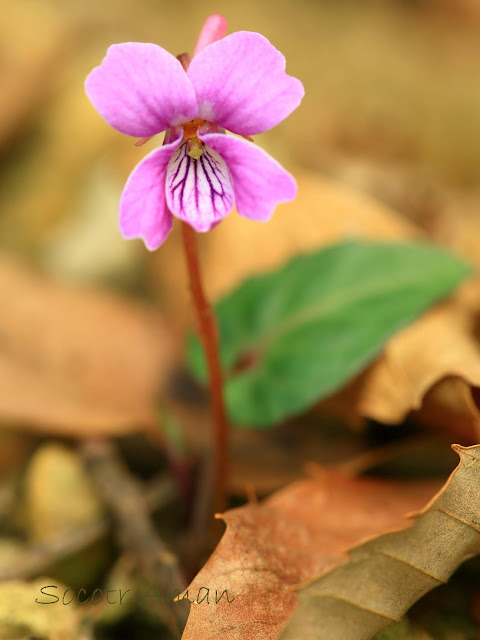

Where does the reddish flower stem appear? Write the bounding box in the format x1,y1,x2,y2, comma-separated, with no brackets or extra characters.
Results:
180,221,229,516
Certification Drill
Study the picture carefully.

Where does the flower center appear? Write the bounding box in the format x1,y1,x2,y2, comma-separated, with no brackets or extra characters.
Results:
183,118,204,159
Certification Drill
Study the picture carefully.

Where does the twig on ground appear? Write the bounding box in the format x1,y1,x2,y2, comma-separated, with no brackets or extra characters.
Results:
0,519,106,582
79,438,189,636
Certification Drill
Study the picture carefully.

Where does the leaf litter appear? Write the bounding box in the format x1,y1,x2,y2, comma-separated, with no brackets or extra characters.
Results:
180,468,442,640
278,445,480,640
181,446,480,640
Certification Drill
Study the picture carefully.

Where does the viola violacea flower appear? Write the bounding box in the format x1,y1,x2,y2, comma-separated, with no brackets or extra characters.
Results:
85,30,304,249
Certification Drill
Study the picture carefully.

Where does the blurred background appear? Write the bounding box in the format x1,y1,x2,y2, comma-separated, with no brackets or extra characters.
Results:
1,1,480,638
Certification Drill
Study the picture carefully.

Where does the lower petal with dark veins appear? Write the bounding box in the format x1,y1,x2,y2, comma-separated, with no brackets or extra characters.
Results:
165,141,235,231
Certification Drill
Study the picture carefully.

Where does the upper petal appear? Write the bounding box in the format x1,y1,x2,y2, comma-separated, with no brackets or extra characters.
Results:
187,31,304,136
120,128,183,250
199,132,296,221
85,43,199,137
165,141,235,231
193,14,228,57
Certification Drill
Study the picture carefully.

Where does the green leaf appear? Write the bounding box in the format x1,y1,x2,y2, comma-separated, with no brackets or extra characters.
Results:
188,241,471,427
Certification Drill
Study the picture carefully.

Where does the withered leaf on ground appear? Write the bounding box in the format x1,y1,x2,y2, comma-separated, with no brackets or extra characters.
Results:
0,254,174,436
279,445,480,640
180,468,441,640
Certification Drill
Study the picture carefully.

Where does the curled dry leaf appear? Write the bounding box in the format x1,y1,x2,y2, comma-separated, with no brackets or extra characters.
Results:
278,445,480,640
411,377,480,444
0,254,175,436
326,278,480,440
180,469,441,640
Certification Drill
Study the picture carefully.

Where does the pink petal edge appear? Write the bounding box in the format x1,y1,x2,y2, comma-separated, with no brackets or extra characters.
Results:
119,128,183,250
188,31,304,136
199,131,297,221
85,43,198,137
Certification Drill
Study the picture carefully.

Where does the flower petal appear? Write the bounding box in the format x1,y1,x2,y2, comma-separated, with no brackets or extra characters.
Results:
85,43,198,137
120,129,183,250
188,31,304,136
165,141,235,231
199,132,296,221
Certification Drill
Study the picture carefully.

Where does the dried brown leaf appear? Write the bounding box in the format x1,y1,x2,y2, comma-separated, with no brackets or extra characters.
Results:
412,377,480,443
0,255,174,436
180,470,440,640
279,445,480,640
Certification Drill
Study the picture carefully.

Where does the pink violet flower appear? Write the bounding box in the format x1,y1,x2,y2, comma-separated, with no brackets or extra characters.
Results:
85,30,304,250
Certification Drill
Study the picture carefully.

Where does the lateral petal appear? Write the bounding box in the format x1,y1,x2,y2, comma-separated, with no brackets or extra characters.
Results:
120,129,183,250
199,132,297,221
